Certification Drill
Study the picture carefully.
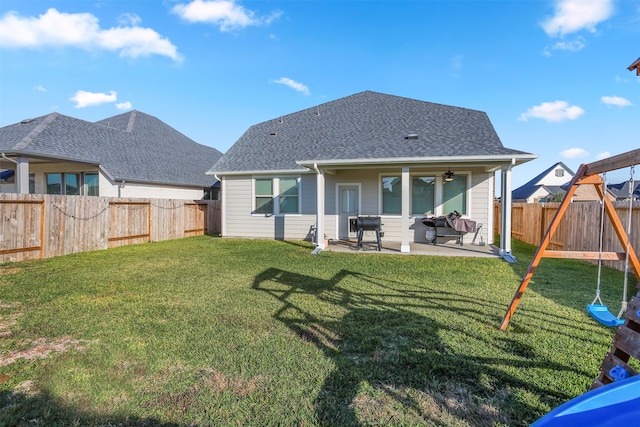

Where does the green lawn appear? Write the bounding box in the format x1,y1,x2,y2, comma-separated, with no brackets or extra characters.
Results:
0,236,630,426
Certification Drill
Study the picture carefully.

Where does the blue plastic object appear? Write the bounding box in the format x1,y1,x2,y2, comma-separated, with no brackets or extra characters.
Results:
532,375,640,426
586,304,624,327
609,365,629,381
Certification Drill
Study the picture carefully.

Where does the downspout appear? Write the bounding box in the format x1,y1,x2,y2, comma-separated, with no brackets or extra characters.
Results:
214,174,220,201
213,174,226,237
118,180,125,198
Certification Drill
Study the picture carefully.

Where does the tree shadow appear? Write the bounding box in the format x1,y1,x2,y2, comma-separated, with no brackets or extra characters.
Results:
252,267,584,426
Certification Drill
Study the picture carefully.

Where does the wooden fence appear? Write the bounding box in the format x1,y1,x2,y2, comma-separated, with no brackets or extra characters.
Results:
494,201,640,270
0,194,221,263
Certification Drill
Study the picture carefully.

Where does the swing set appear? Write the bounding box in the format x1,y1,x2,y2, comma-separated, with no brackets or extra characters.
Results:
586,168,635,327
500,148,640,332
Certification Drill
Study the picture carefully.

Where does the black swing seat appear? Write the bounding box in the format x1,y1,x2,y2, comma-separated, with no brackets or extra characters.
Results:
587,304,624,327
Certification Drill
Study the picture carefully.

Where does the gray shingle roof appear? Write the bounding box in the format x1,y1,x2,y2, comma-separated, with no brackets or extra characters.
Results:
209,91,534,174
608,181,640,200
0,111,222,188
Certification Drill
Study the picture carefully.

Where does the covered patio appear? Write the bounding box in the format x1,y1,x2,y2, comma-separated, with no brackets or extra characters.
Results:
324,238,501,258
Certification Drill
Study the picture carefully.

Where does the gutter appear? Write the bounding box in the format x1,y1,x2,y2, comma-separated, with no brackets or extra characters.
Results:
295,153,539,168
1,153,18,164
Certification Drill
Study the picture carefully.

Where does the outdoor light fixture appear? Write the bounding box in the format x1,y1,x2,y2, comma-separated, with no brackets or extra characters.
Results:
443,169,455,182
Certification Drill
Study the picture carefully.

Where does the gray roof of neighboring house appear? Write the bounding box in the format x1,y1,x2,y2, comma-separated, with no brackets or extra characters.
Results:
208,91,535,174
0,111,222,188
608,180,640,200
512,162,574,200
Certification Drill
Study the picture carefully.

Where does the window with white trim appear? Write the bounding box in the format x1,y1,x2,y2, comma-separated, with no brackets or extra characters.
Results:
255,178,275,214
279,177,299,214
442,174,467,214
411,176,435,215
45,172,99,196
381,175,402,214
254,177,300,214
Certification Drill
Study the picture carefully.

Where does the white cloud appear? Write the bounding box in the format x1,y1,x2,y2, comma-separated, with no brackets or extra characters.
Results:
33,85,46,92
70,90,117,108
551,36,586,52
117,13,141,27
273,77,310,95
596,151,612,160
519,100,585,122
601,95,632,107
172,0,282,32
542,0,613,37
116,101,132,110
0,8,181,61
560,148,589,159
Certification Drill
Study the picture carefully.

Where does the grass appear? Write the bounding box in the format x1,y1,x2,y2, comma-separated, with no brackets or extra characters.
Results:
0,236,633,426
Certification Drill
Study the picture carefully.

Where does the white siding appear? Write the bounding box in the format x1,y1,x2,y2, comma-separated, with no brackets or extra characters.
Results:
101,182,205,200
222,166,495,247
11,162,205,200
223,175,317,240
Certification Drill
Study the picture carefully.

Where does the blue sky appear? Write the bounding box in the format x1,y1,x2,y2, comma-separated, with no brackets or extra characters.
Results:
0,0,638,188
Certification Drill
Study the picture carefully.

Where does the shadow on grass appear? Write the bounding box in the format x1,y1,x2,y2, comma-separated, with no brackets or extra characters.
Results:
0,390,182,427
252,267,582,426
497,235,636,330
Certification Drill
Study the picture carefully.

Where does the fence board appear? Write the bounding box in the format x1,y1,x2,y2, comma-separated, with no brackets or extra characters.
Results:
495,201,640,273
0,194,221,262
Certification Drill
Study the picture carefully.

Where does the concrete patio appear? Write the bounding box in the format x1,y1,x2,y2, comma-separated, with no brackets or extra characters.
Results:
324,238,502,258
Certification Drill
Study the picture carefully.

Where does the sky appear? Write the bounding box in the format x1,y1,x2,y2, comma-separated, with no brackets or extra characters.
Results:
0,0,638,189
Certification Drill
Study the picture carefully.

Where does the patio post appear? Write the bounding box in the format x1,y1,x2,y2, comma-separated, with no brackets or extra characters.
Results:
500,161,515,262
315,166,326,249
16,157,30,194
401,167,410,253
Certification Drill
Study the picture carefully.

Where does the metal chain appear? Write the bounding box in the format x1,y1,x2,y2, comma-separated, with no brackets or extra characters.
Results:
50,202,110,221
50,200,198,220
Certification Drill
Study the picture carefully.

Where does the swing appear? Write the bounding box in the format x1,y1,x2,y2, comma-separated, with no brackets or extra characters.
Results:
587,167,635,327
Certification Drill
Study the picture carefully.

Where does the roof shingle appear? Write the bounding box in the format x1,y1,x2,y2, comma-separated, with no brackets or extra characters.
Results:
209,91,533,173
0,111,222,188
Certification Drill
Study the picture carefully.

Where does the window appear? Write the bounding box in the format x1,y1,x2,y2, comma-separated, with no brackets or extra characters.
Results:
442,174,467,215
45,172,99,196
46,173,62,194
65,173,81,195
279,177,299,214
255,178,274,214
85,173,99,196
555,169,564,177
29,174,35,194
254,177,300,215
411,176,435,215
381,176,402,214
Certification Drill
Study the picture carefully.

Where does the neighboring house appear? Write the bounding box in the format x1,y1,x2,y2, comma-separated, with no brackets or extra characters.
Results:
608,180,640,201
207,91,537,255
0,111,222,200
512,162,574,203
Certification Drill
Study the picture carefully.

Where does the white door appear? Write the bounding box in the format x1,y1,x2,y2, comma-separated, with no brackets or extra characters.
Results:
338,185,359,240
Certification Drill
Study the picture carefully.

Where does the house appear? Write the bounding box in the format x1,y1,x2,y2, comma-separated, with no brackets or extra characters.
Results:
512,162,574,203
608,180,640,201
0,111,222,200
207,91,537,256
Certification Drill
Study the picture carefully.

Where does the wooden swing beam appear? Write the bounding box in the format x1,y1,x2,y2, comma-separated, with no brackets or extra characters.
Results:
500,148,640,331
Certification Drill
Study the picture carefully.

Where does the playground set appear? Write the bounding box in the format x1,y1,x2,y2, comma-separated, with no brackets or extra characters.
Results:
498,149,640,425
